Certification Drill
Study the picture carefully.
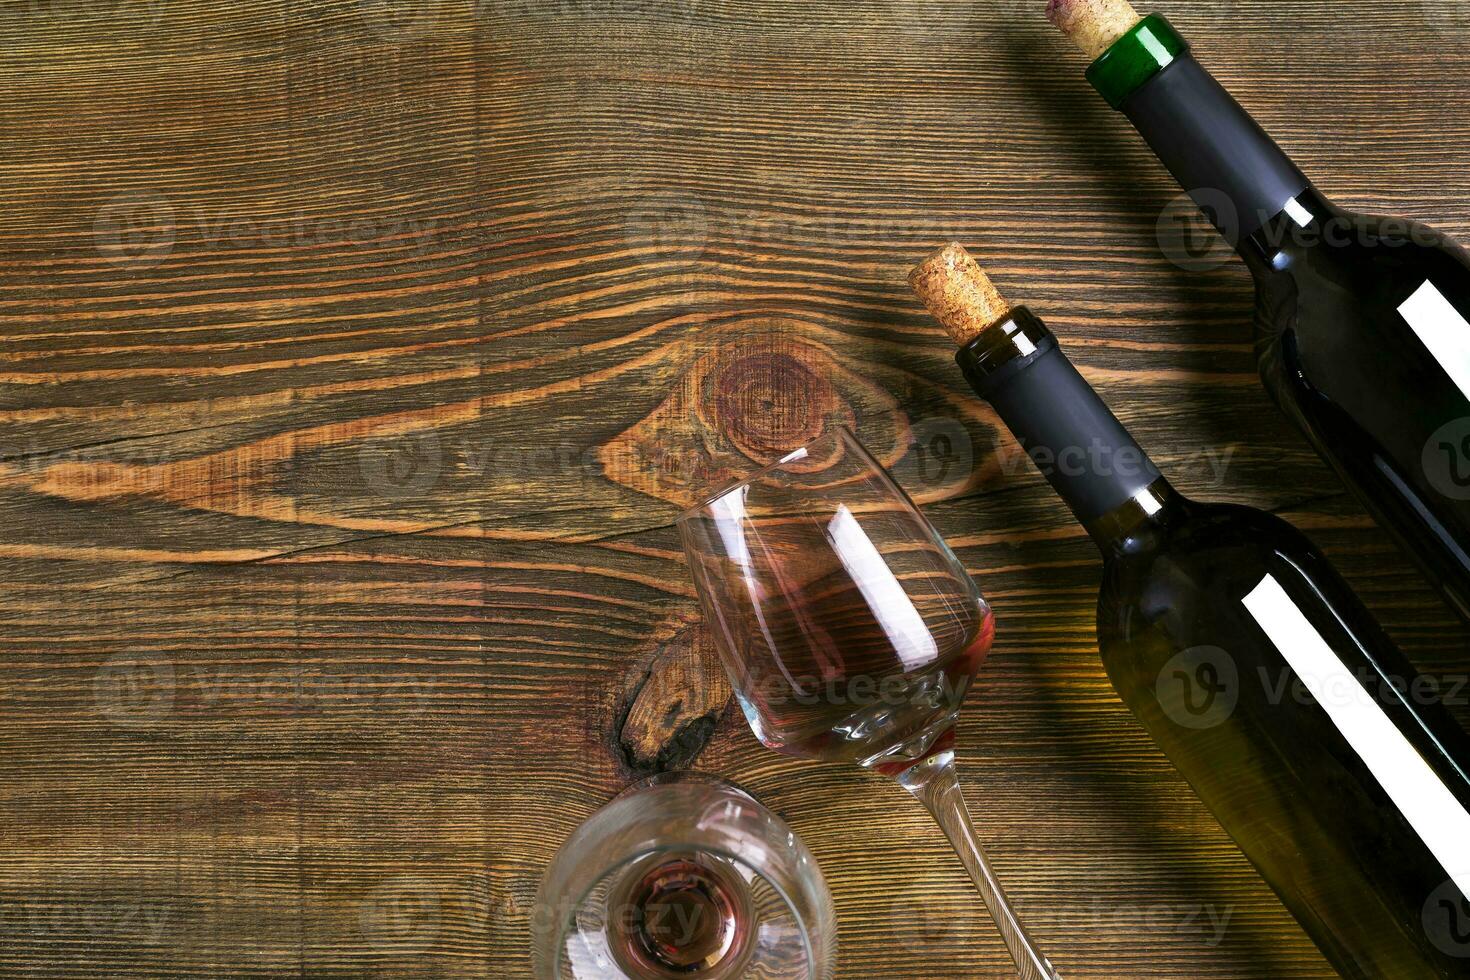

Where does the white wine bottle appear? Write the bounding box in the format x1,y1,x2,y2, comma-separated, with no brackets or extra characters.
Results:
912,243,1470,979
1050,0,1470,624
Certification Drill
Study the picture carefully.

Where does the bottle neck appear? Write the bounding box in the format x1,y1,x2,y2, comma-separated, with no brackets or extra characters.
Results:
1237,187,1342,277
1082,477,1183,555
956,309,1180,553
1096,16,1311,249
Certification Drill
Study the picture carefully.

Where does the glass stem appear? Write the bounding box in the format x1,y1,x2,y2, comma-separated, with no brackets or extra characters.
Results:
895,747,1063,980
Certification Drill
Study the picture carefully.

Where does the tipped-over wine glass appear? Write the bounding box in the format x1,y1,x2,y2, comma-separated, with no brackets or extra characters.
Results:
678,427,1061,980
533,771,836,980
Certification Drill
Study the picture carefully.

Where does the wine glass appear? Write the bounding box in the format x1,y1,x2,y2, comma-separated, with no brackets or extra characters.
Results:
533,771,836,979
677,427,1061,979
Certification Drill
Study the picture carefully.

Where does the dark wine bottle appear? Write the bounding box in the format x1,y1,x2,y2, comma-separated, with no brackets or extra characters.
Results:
1050,0,1470,622
911,244,1470,979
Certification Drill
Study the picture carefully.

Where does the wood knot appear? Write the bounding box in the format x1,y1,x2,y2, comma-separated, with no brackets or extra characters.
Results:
711,349,833,460
599,318,993,510
614,618,733,777
598,323,870,507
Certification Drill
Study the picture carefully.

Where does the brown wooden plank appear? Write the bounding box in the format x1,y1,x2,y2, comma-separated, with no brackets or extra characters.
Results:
0,0,1467,977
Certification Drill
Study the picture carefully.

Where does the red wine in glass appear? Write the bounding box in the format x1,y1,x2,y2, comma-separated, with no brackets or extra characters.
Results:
736,599,995,775
679,428,1060,980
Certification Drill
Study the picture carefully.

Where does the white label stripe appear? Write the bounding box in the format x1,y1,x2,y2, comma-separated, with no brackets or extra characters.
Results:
1399,280,1470,402
1242,574,1470,896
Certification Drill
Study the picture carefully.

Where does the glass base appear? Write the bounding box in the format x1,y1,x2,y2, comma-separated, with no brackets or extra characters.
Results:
604,850,758,980
535,769,834,980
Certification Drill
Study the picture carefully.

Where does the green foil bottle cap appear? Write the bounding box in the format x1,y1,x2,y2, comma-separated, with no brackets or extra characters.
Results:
1085,13,1189,109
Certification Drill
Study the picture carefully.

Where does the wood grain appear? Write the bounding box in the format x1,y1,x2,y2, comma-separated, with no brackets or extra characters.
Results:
0,0,1467,976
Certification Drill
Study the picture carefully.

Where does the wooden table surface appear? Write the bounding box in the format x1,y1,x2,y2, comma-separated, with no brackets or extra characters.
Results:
3,0,1469,976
